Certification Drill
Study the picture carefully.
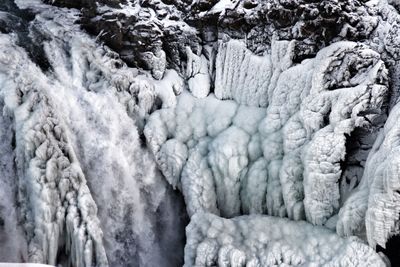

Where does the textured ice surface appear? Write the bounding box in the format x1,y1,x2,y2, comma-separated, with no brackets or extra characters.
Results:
0,86,28,262
3,0,400,266
146,40,389,224
186,47,211,99
215,39,294,107
144,36,391,265
185,213,386,267
0,32,108,266
338,99,400,249
0,2,186,266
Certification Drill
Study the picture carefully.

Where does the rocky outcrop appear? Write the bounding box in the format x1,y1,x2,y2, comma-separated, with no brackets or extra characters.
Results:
44,0,390,79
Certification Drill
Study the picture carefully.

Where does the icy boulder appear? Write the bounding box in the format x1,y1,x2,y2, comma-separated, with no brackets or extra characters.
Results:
186,47,211,99
145,92,267,217
185,212,386,266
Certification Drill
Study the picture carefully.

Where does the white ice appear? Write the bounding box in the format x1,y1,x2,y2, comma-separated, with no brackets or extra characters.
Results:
146,40,388,226
185,212,386,266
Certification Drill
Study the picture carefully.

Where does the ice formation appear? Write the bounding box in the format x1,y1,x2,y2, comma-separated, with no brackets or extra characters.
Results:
146,40,389,224
337,99,400,249
186,47,211,99
0,33,108,266
185,213,386,266
3,0,400,266
0,1,186,266
214,39,294,107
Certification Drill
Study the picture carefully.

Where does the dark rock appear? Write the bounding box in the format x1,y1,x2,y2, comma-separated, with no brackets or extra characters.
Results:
42,0,382,76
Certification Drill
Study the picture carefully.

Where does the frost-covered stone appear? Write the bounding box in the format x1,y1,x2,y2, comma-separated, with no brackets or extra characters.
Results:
186,47,211,99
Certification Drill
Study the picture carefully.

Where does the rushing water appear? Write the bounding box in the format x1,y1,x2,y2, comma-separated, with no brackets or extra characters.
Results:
0,1,188,265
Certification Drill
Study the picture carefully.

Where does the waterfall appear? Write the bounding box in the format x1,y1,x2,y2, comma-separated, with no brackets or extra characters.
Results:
0,1,187,266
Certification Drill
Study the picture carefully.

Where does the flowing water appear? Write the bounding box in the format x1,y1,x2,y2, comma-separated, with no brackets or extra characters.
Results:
0,1,188,265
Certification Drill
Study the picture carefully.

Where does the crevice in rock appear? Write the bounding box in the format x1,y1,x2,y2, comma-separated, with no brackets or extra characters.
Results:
377,235,400,266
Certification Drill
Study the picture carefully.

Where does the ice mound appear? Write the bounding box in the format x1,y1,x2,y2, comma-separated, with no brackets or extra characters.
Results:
185,213,386,266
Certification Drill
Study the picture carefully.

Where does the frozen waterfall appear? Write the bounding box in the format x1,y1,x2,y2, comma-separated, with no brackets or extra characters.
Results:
2,0,400,266
0,1,187,266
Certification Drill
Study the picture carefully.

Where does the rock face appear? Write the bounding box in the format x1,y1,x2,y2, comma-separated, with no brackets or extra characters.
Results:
60,0,393,77
2,0,400,266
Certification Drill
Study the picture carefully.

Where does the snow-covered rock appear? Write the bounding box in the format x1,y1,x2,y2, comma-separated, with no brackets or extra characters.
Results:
186,47,211,99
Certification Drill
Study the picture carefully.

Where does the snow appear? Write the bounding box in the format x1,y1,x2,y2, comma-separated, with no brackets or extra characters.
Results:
210,0,239,14
152,69,184,108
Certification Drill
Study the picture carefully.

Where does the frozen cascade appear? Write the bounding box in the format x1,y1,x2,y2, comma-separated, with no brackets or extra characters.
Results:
2,0,400,266
146,40,389,222
145,39,390,264
0,1,187,266
0,33,108,266
0,85,28,262
214,39,295,107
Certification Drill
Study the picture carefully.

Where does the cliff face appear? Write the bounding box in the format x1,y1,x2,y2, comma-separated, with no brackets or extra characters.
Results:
61,1,398,74
1,0,400,266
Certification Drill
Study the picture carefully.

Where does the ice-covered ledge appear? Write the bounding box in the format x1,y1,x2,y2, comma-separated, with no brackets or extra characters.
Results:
185,213,388,266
